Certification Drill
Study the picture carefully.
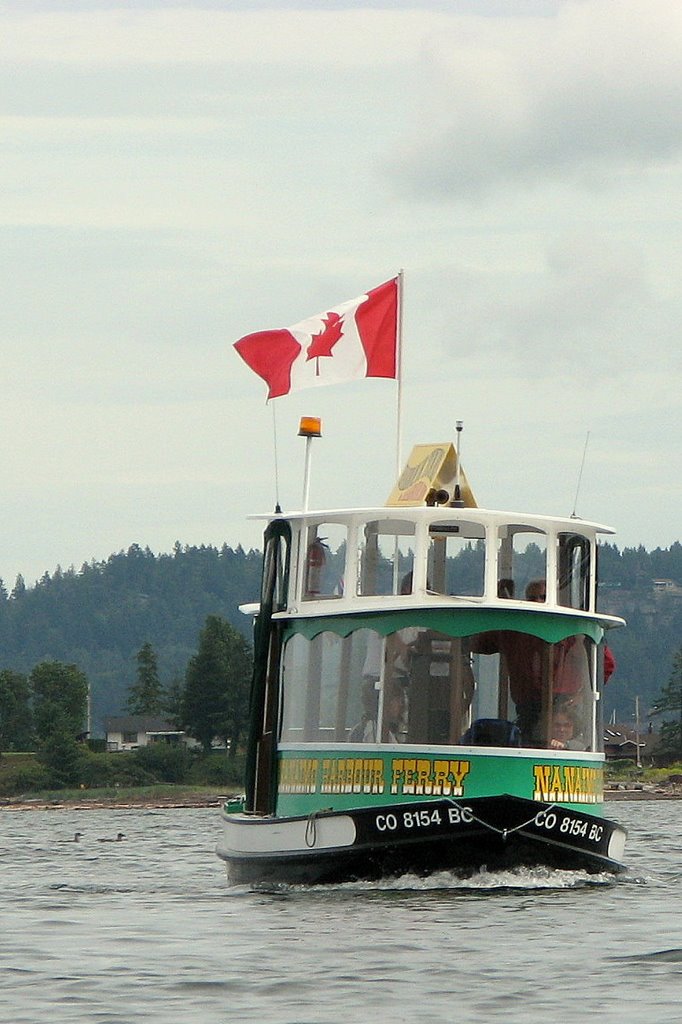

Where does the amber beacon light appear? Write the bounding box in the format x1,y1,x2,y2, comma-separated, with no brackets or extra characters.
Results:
298,416,322,438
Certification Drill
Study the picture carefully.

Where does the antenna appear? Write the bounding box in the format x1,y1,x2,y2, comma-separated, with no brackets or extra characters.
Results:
571,430,590,519
453,420,464,506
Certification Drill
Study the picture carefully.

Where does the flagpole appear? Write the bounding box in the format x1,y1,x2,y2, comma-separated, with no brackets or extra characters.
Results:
271,401,282,513
395,269,404,479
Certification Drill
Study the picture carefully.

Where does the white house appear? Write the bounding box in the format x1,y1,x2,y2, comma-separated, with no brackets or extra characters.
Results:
104,715,187,751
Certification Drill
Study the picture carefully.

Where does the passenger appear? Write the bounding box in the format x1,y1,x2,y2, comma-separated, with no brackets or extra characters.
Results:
471,579,590,743
547,704,585,750
525,578,546,603
349,679,379,742
391,571,428,679
381,680,407,742
349,679,406,743
498,578,515,599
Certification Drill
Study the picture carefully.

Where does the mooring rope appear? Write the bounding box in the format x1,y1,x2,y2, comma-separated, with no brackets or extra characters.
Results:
305,811,320,848
445,797,541,842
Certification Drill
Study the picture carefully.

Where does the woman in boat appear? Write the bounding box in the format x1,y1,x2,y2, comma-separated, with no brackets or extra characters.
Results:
547,702,586,750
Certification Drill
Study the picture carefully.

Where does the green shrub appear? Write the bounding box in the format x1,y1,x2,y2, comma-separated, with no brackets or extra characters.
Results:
187,752,246,787
76,750,157,788
37,731,84,787
132,743,193,783
0,759,52,796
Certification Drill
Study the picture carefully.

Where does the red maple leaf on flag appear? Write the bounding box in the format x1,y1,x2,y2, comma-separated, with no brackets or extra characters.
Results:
306,312,344,373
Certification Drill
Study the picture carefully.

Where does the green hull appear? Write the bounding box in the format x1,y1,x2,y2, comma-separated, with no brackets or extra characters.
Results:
276,748,604,818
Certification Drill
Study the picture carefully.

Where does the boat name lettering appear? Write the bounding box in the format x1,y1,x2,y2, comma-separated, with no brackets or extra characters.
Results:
280,757,471,797
532,764,603,804
279,758,319,793
391,758,470,797
534,809,604,844
320,758,385,794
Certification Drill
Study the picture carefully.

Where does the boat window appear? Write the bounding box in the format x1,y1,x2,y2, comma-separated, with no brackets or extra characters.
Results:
357,520,415,596
557,533,591,611
302,523,347,600
469,629,598,751
428,521,485,597
280,629,388,743
497,525,547,603
279,624,599,751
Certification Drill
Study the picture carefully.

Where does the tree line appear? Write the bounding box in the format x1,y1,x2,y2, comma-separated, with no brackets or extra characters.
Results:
0,614,253,793
0,536,680,750
0,542,262,733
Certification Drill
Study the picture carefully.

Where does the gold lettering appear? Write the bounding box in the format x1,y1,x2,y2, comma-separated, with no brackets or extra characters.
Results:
403,758,418,794
389,758,471,797
533,764,552,800
318,758,386,794
451,760,471,793
533,763,604,804
391,760,406,795
415,759,432,795
549,765,564,799
432,760,449,796
280,758,318,794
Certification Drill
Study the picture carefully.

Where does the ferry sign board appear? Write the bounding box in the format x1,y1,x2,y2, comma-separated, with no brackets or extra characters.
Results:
386,443,477,507
277,751,603,817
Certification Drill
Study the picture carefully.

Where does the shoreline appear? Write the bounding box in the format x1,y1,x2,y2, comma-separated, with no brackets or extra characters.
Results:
0,791,231,812
1,788,681,811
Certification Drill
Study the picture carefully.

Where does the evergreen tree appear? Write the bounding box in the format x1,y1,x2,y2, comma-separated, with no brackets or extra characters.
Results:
30,661,89,744
183,615,252,754
10,574,26,601
651,646,682,758
126,642,164,715
37,708,83,786
0,669,33,752
162,676,186,729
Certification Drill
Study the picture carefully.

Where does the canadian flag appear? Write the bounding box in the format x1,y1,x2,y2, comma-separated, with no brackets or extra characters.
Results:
234,277,399,399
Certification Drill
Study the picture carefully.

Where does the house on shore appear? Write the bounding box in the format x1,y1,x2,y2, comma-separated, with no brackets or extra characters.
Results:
603,722,661,763
104,715,189,752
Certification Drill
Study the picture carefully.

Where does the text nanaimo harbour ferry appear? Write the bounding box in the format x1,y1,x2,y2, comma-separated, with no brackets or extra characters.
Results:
216,428,627,885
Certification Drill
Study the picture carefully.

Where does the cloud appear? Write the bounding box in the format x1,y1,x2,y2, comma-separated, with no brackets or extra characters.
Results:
0,8,441,67
387,1,682,197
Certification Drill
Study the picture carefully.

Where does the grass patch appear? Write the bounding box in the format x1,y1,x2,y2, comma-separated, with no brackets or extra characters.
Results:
2,783,239,805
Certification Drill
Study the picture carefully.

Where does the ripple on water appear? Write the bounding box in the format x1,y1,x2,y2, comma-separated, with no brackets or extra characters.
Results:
1,803,681,1024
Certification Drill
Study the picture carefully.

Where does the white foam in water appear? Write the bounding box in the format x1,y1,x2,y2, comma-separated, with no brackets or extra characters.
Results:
258,866,621,894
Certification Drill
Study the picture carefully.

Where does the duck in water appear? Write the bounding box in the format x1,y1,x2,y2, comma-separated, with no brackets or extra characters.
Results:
97,832,126,843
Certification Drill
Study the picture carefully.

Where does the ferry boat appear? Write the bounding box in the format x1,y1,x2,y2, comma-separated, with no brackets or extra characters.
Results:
216,428,627,885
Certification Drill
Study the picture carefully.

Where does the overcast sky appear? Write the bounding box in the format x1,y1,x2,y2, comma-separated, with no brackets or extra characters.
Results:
1,0,680,587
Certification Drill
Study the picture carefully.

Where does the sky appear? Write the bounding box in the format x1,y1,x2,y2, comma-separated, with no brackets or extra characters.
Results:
1,0,681,588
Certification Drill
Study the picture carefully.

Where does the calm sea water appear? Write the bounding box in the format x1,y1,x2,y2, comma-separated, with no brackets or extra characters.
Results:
1,800,680,1024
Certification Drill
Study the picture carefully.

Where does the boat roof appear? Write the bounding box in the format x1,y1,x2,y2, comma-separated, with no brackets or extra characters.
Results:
249,505,616,536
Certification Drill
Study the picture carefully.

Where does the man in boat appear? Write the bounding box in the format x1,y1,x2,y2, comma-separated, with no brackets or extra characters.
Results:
349,678,407,743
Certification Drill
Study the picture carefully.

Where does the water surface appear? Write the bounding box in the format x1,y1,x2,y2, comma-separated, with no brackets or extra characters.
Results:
1,801,680,1023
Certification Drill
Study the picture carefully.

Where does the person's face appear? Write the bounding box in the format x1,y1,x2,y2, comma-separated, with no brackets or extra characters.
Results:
552,714,574,739
527,583,546,602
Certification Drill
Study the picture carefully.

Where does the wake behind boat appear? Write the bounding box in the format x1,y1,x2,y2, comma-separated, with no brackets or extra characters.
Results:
216,428,627,885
